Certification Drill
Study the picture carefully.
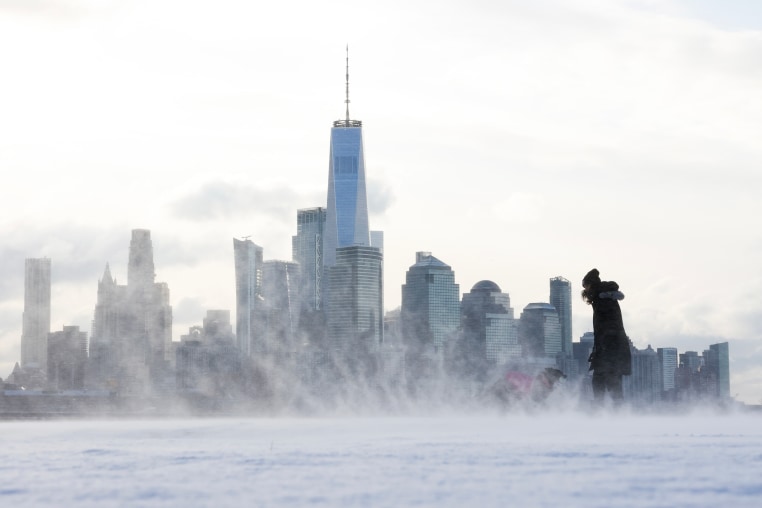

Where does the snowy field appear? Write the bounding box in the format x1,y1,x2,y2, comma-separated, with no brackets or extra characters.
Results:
2,411,762,507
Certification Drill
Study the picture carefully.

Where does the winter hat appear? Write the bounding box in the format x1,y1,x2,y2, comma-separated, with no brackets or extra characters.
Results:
582,268,600,286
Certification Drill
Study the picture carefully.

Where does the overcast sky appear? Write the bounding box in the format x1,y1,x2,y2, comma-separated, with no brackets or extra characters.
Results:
1,0,760,403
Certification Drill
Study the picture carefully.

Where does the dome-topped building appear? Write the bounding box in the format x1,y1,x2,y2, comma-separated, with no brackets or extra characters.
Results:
470,280,501,294
453,280,520,380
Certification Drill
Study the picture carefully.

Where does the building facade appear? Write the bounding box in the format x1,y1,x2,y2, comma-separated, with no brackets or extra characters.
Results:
20,258,51,375
89,230,173,394
323,55,370,269
401,252,460,353
454,281,519,380
549,276,572,358
325,246,384,355
175,310,242,397
47,325,88,390
233,238,264,356
625,344,662,405
292,207,326,313
261,260,300,355
705,342,730,399
657,347,678,396
401,252,460,380
518,303,562,358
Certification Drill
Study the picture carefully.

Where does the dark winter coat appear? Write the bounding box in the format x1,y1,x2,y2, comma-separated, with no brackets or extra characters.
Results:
588,281,632,376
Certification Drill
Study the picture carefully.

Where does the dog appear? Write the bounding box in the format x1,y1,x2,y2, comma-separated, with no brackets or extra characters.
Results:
484,367,567,408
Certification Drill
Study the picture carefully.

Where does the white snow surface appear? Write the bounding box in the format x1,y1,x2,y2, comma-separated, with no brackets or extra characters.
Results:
2,411,762,507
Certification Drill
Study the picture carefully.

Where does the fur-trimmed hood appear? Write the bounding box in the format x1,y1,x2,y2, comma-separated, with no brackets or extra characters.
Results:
598,281,624,301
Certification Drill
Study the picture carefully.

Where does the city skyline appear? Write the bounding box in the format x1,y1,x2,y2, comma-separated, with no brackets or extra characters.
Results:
1,1,760,403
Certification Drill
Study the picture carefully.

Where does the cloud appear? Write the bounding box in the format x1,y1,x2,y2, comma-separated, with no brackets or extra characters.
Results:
170,180,322,223
367,176,396,216
0,222,129,302
173,297,207,329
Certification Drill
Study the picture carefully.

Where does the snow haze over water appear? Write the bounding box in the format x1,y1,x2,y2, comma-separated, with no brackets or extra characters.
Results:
2,413,761,507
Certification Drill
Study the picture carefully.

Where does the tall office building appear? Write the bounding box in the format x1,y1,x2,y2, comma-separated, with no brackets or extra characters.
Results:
573,332,595,375
401,252,460,354
325,246,383,355
657,347,678,395
549,277,572,357
323,50,370,269
625,344,661,404
261,260,300,354
233,238,264,356
128,229,155,288
705,342,730,399
127,230,171,367
90,230,172,394
679,351,702,372
175,310,242,396
518,303,562,358
292,207,326,312
47,325,87,390
320,50,385,372
20,258,51,374
455,281,519,380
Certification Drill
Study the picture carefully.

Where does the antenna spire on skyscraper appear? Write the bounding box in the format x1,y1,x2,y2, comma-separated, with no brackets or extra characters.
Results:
345,45,350,122
334,45,361,128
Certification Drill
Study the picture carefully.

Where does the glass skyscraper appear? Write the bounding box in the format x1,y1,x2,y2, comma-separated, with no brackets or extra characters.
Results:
401,252,460,355
323,51,370,268
292,207,326,312
657,347,678,393
233,238,263,356
549,276,572,358
706,342,730,399
321,51,383,366
324,122,370,268
325,246,384,354
625,345,662,404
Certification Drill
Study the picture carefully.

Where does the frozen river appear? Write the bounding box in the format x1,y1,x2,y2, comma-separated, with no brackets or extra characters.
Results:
2,410,761,507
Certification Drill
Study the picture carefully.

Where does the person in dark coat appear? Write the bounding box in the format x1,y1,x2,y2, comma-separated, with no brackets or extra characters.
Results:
582,268,632,404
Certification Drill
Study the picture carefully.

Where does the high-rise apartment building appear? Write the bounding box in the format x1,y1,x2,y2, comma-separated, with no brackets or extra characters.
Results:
549,277,572,357
233,238,264,356
20,258,51,374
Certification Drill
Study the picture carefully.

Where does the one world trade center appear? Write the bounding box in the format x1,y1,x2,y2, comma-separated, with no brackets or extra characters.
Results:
323,49,370,269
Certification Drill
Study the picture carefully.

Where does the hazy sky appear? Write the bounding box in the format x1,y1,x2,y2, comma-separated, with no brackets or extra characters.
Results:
1,0,760,403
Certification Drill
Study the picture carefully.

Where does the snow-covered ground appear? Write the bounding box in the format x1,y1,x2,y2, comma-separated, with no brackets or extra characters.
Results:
2,411,761,507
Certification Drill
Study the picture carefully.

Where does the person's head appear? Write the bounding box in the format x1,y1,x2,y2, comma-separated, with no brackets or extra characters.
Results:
581,268,601,303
